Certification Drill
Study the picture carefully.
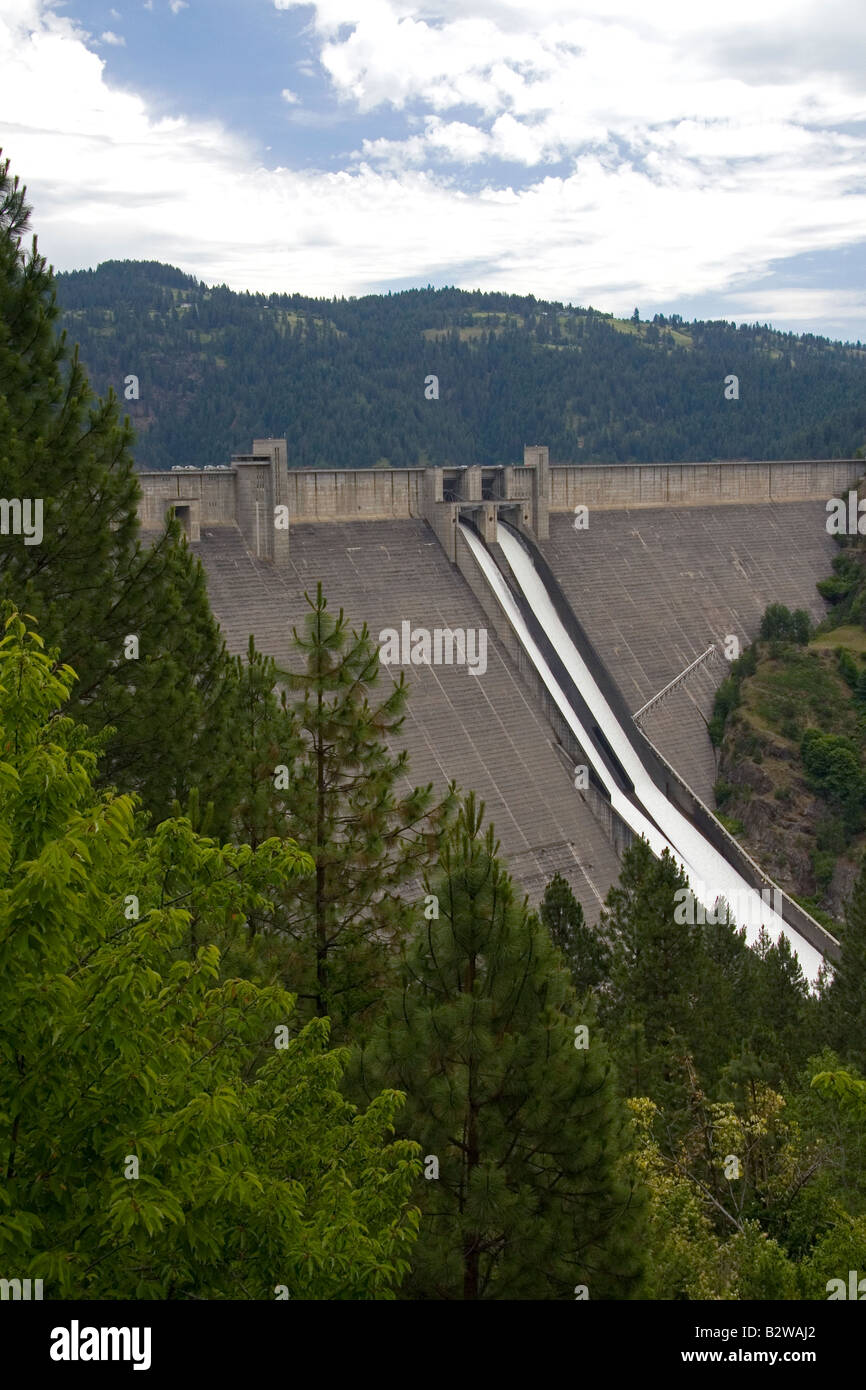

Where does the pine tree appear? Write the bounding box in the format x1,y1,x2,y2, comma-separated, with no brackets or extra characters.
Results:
225,635,298,852
741,927,816,1084
688,910,756,1090
600,838,700,1103
540,870,610,996
0,151,236,826
823,855,866,1071
353,795,646,1300
272,583,455,1034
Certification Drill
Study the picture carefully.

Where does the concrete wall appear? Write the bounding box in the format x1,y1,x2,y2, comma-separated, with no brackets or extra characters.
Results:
550,459,863,511
138,470,236,530
255,438,290,566
285,468,424,519
541,500,843,803
134,443,855,952
138,457,865,540
420,467,459,562
525,444,550,539
233,438,293,563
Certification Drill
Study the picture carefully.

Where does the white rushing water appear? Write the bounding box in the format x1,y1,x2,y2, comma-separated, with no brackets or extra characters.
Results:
459,520,824,982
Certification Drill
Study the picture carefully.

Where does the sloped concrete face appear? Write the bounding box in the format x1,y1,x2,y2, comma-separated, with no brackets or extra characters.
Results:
198,519,622,924
193,487,846,922
540,500,838,803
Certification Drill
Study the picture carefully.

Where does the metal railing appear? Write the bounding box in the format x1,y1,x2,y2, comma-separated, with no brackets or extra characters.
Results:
633,644,719,722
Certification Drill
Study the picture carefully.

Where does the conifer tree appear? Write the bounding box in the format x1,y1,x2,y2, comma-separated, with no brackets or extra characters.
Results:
540,870,610,996
600,838,700,1103
0,151,235,825
226,635,298,852
822,855,866,1071
353,795,646,1300
272,584,455,1034
688,910,755,1089
742,927,816,1084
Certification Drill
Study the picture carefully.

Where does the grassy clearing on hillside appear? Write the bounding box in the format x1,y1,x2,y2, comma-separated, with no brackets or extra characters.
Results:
608,318,694,348
740,648,862,745
608,319,641,336
810,625,866,654
422,325,505,341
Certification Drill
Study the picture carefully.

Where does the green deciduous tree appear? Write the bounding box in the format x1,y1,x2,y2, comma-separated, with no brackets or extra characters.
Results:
0,609,420,1299
625,1096,799,1300
759,603,812,644
800,729,865,825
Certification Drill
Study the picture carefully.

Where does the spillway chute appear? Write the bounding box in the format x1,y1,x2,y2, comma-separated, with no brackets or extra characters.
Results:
459,518,825,983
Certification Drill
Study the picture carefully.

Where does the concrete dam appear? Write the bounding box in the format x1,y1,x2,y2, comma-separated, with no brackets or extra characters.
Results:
137,442,865,976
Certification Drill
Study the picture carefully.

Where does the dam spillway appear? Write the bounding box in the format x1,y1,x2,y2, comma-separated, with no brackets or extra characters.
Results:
464,518,827,981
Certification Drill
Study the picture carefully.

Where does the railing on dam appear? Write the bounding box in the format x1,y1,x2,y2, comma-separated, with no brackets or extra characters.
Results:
633,645,721,723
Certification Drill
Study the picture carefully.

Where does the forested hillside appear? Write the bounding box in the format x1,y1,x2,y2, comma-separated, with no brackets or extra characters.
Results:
712,518,866,928
55,260,866,471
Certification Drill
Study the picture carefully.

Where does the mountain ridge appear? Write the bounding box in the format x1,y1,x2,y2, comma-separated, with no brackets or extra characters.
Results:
54,260,866,471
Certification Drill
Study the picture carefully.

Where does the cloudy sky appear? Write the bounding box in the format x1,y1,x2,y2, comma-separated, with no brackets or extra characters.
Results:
2,0,866,339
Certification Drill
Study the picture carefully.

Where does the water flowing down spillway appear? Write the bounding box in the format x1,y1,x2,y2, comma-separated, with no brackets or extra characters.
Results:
459,520,824,983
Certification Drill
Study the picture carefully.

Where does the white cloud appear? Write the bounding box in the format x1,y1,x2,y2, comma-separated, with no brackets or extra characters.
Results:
281,88,300,104
720,288,866,331
1,0,865,338
169,0,188,13
284,1,866,177
100,30,125,46
110,7,121,18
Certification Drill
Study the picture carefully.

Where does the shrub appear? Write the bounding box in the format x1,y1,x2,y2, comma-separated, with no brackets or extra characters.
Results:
836,647,859,689
800,729,865,823
759,604,812,644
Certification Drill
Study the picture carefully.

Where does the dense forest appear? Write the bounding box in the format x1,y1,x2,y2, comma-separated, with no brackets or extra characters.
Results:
4,152,866,1302
54,260,866,471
